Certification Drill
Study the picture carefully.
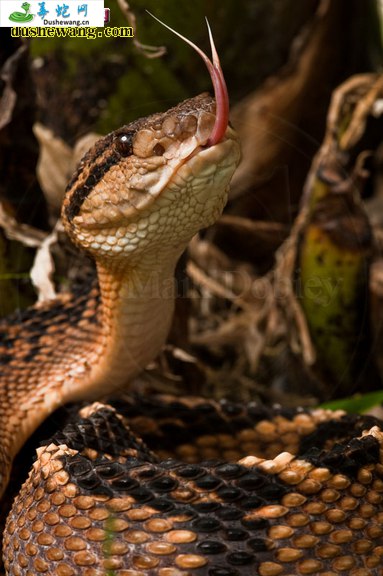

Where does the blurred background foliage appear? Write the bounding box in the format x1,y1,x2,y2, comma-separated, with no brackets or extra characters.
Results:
28,0,381,141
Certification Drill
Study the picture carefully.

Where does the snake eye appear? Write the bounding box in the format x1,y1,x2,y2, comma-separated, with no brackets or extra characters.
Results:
115,133,133,156
152,143,165,156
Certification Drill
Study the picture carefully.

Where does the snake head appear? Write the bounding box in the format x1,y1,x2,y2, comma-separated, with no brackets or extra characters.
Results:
62,25,240,264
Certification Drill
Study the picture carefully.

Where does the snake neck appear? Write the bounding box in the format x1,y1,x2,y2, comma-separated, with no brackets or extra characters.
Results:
67,251,180,401
0,248,183,489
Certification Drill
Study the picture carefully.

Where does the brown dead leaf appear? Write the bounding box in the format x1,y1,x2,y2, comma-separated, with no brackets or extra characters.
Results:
30,223,61,302
34,124,102,214
33,123,72,213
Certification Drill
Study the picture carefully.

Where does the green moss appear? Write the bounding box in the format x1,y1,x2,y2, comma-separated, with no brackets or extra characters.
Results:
97,55,188,132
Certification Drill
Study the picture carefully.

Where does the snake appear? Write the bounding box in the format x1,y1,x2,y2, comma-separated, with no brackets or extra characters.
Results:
1,19,383,576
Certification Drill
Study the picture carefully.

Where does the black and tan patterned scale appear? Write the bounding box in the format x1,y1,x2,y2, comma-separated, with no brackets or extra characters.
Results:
4,395,383,576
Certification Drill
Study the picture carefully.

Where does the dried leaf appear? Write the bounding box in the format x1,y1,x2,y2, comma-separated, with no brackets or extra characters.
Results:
0,203,45,248
30,223,61,302
33,123,72,212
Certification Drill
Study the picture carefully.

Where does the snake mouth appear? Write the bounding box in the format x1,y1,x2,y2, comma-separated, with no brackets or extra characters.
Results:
178,126,239,182
137,127,239,220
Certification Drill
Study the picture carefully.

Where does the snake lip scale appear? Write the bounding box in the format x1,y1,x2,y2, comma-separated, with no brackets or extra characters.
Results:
2,20,383,576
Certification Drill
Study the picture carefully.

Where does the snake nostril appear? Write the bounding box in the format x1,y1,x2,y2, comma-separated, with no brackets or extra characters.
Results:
152,143,165,156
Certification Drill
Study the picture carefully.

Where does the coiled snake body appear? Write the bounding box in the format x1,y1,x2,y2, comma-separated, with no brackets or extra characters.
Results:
1,29,383,576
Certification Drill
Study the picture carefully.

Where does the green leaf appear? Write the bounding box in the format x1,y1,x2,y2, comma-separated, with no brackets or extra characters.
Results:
320,390,383,413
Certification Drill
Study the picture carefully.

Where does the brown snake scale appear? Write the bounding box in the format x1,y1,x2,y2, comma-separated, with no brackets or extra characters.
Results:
0,36,383,574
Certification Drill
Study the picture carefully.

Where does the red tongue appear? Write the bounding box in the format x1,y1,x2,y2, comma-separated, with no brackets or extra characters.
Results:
147,13,230,146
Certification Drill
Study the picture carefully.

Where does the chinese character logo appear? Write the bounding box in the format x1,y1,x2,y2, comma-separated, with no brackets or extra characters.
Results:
56,3,70,18
9,1,34,22
78,3,88,17
37,1,49,19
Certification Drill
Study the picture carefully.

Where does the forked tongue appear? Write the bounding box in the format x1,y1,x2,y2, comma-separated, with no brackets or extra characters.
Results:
147,12,229,146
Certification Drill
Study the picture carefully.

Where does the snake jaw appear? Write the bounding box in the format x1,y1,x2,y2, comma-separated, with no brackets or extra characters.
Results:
147,13,230,147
